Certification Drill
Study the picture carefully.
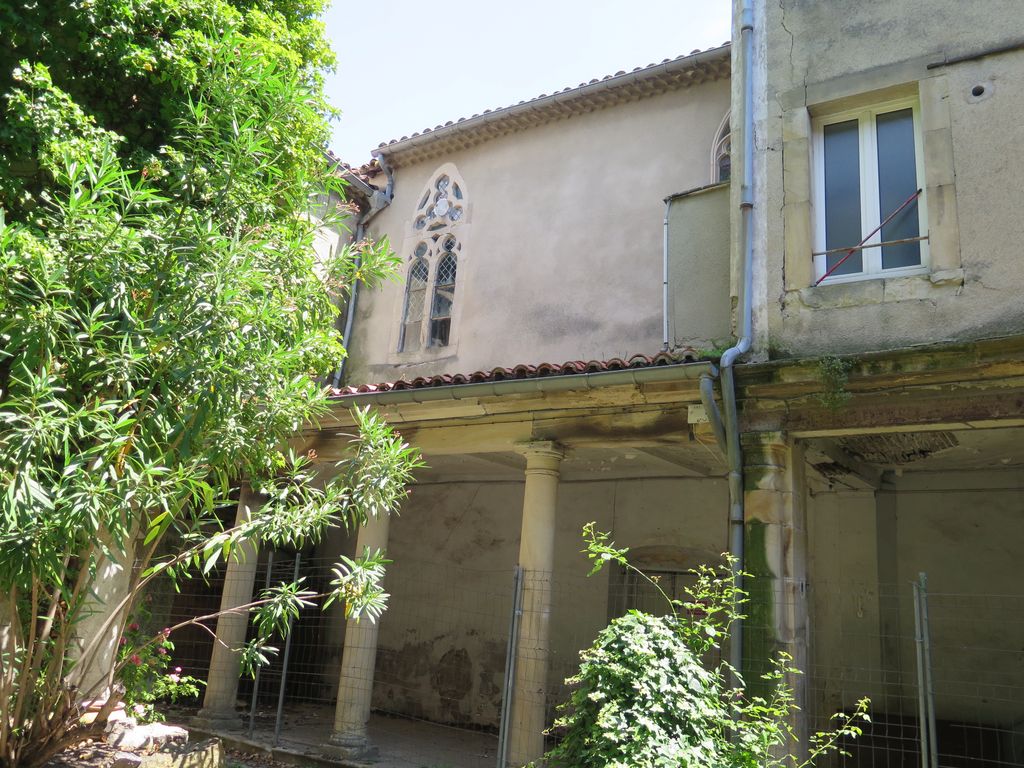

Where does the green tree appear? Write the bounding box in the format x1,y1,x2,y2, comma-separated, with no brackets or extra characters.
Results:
539,525,869,768
0,3,417,767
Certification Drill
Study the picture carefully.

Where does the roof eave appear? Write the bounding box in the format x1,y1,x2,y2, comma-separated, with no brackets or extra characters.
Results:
373,44,731,166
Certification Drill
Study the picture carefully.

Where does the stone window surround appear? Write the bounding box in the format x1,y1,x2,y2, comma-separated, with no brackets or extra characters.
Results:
781,64,963,310
387,162,471,364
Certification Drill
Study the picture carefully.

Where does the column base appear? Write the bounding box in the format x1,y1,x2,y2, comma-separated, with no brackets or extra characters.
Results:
191,708,243,732
322,730,379,762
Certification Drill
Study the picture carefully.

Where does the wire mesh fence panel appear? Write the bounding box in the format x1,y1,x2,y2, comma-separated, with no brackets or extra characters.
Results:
924,591,1024,768
803,579,928,768
801,579,1024,768
152,534,1024,768
371,554,514,734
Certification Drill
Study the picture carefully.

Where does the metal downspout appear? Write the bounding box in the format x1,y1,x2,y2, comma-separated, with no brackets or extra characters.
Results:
720,0,756,684
331,152,395,389
662,199,671,351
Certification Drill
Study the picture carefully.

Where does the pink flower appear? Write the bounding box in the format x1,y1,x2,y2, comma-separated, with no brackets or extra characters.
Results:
161,627,171,637
128,622,140,632
168,674,180,684
130,654,142,666
173,667,182,674
157,647,167,655
119,637,127,646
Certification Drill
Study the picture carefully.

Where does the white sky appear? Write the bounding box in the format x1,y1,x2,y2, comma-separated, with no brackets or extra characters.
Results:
323,0,732,163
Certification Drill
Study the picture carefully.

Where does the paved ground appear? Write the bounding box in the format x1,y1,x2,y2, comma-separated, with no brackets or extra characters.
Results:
215,704,497,768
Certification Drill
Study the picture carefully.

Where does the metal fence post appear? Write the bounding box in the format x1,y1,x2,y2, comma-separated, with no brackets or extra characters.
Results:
913,577,928,768
919,572,938,768
913,572,939,768
273,553,301,746
248,551,274,738
496,565,524,768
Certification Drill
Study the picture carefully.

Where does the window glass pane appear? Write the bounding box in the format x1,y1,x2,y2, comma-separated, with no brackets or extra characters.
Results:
823,119,863,276
429,318,450,347
404,287,425,322
876,108,921,269
409,259,429,284
436,254,457,285
431,287,453,319
717,153,730,182
403,258,428,329
401,320,421,352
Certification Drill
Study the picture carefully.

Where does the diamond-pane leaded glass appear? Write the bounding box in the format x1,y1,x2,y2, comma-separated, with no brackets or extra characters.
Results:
404,258,428,326
436,254,457,286
405,289,425,321
409,259,429,284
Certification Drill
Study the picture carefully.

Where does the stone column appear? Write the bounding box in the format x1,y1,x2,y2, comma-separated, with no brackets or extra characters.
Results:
71,533,136,702
194,484,262,728
742,431,809,757
507,441,564,768
325,511,391,759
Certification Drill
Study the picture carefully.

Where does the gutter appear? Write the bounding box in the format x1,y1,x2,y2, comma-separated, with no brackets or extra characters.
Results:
331,360,717,409
331,152,395,389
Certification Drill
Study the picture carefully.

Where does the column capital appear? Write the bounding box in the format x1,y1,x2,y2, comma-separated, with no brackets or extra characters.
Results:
515,440,565,470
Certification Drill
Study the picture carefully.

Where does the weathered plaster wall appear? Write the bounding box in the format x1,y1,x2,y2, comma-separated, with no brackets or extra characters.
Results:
806,489,886,720
887,470,1024,726
755,0,1024,357
668,183,732,351
372,476,727,728
347,78,731,385
806,470,1024,729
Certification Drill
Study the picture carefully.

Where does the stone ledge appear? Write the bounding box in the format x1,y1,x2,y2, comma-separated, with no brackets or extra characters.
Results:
787,269,965,311
183,726,364,768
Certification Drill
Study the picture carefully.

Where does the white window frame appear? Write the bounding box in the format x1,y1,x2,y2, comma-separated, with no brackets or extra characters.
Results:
811,96,929,285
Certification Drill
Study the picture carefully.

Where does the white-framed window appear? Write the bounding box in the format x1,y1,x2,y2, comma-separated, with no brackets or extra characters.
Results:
398,168,465,353
812,97,928,284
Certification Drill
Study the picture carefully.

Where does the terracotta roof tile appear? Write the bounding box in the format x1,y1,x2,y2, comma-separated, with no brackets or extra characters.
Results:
368,44,731,166
325,150,382,188
331,350,702,397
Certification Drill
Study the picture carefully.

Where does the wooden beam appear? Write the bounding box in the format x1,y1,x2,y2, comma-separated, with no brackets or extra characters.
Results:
804,440,882,490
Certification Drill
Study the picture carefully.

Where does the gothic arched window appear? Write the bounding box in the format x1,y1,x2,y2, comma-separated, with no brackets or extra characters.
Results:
713,112,731,183
398,167,466,352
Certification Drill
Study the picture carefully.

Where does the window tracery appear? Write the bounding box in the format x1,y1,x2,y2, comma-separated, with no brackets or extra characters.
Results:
398,168,466,353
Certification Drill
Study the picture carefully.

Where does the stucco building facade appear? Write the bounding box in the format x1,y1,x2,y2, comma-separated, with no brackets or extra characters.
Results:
190,4,1024,767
